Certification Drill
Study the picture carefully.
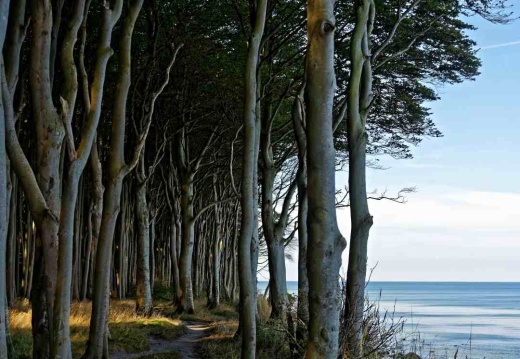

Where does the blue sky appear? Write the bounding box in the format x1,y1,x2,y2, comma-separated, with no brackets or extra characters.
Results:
270,14,520,283
354,15,520,282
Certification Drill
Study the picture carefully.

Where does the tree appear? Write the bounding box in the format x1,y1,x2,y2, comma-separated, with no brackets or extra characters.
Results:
131,10,182,314
304,0,347,357
340,1,511,357
0,1,12,356
344,2,375,357
238,0,268,356
83,1,147,356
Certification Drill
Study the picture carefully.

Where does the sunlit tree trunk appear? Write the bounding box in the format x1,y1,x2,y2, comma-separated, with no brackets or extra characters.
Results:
84,1,145,357
135,167,153,316
238,0,268,357
0,1,11,356
260,119,288,320
304,0,346,357
293,89,309,338
28,1,65,355
208,175,222,309
344,2,375,358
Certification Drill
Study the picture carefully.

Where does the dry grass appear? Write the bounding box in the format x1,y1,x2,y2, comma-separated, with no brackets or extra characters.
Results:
9,298,185,358
154,298,239,323
198,297,292,359
199,319,292,359
257,295,271,323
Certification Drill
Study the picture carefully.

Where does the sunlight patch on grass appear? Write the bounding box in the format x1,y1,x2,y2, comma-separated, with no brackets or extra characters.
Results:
9,298,185,358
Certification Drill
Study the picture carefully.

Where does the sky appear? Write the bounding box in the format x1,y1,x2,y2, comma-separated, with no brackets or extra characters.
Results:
262,14,520,283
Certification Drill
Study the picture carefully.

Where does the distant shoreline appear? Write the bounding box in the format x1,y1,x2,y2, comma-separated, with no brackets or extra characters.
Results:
257,280,520,284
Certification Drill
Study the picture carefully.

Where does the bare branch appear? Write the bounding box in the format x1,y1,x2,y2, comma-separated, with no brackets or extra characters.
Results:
372,0,423,63
125,43,183,174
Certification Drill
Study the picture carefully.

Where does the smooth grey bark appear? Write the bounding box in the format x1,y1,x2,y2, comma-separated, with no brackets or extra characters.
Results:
51,0,89,356
149,217,156,295
304,0,347,357
163,167,181,306
178,176,196,313
83,1,145,357
135,176,153,316
28,1,65,355
132,25,182,317
6,172,16,306
344,2,375,358
208,175,222,309
260,121,288,320
174,126,217,313
3,0,25,95
170,222,181,305
90,143,103,288
238,0,268,357
85,176,124,359
292,90,309,336
82,142,104,301
53,0,127,355
174,128,196,314
0,2,11,356
251,79,261,318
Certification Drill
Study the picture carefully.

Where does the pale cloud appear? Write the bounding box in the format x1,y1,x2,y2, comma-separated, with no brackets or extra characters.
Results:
339,188,520,282
354,188,520,232
280,187,520,282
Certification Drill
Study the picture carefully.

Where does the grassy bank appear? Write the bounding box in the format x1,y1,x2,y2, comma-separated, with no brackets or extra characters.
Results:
9,299,185,358
8,284,244,359
9,292,434,359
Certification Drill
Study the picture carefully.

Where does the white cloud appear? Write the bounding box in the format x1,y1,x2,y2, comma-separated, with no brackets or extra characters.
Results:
278,187,520,281
341,188,520,281
279,187,520,282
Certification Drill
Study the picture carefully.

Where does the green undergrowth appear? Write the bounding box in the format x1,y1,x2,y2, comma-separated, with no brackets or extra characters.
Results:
199,320,292,359
9,285,243,359
9,298,185,358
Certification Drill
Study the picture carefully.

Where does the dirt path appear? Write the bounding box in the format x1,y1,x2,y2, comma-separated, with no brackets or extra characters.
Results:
111,321,212,359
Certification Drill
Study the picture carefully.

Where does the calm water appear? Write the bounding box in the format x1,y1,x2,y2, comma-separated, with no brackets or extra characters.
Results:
257,281,520,358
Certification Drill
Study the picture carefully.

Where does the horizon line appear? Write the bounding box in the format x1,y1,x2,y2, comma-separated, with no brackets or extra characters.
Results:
259,280,520,284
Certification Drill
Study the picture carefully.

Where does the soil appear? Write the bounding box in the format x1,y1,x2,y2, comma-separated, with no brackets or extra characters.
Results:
111,321,212,359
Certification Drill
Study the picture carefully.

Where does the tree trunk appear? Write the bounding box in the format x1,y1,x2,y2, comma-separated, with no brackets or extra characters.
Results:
170,222,181,306
53,168,81,359
344,2,374,357
209,178,221,309
53,0,123,354
260,129,287,320
304,0,347,357
84,178,124,358
178,178,195,314
83,0,144,356
150,218,155,295
266,239,287,318
135,180,153,315
293,90,309,338
238,0,268,356
0,2,11,355
91,142,104,297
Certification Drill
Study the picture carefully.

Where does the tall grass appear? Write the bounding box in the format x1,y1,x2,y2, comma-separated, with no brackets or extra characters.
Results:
9,299,185,358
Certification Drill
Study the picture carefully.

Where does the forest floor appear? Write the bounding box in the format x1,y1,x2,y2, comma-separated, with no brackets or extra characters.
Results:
8,287,241,359
8,288,290,359
110,321,212,359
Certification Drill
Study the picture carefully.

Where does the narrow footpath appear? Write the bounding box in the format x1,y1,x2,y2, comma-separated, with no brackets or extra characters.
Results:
111,321,212,359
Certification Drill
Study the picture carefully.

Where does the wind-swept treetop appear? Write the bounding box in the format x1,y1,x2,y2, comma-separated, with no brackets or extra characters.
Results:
333,0,506,159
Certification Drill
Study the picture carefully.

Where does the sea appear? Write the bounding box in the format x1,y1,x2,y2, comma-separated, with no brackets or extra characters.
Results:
257,281,520,359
